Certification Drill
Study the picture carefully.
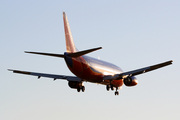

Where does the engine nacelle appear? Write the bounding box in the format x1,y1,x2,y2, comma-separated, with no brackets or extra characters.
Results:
124,76,138,86
68,81,82,89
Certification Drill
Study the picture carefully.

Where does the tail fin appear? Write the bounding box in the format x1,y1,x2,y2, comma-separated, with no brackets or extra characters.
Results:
63,12,77,53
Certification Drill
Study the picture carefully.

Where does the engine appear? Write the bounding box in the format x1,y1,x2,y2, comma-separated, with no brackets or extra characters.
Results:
123,76,138,86
68,81,82,89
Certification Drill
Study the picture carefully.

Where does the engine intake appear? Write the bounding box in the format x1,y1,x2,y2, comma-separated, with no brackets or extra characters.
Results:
124,76,138,86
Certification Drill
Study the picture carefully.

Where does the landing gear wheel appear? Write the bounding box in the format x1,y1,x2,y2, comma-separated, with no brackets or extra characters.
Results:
106,85,110,91
81,86,85,92
77,87,80,92
111,85,114,91
115,91,119,95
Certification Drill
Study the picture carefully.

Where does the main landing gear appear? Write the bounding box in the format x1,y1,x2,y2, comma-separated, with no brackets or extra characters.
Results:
106,85,119,96
77,86,85,92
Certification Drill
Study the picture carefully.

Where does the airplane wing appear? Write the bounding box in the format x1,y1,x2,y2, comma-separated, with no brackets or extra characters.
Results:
118,60,173,79
8,69,82,82
104,60,173,80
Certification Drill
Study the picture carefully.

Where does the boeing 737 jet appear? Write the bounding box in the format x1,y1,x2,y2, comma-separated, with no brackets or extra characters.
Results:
8,12,173,95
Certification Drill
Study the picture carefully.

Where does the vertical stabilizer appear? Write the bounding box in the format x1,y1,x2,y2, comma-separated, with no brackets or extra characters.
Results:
63,12,77,53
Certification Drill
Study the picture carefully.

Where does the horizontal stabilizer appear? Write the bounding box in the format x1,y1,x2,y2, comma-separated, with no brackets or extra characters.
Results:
68,47,102,57
25,47,102,58
25,51,64,58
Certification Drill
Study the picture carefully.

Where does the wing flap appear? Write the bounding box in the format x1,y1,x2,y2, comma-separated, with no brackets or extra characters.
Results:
8,69,82,82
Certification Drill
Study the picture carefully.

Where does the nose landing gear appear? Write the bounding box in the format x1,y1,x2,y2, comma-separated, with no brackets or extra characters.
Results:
115,88,119,96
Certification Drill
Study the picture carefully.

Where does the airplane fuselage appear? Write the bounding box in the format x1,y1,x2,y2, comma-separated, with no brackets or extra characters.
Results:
64,52,124,88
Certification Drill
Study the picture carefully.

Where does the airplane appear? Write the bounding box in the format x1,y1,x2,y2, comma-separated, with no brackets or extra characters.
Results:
8,12,173,95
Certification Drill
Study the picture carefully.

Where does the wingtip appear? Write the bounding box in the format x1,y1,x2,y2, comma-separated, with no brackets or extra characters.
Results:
95,47,102,51
24,51,31,53
168,60,173,64
8,69,13,71
97,47,103,50
170,60,173,64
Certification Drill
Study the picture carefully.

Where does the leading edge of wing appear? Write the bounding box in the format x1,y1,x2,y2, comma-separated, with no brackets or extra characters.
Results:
103,60,173,80
8,69,82,82
118,60,173,79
